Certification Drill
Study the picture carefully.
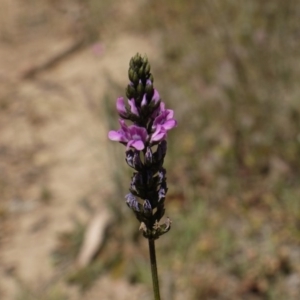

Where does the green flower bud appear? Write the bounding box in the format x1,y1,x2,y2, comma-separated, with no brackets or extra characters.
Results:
126,84,136,99
136,82,144,96
128,69,135,82
138,65,145,78
132,71,139,86
142,55,148,64
129,57,134,68
145,83,154,97
149,74,154,83
144,62,151,75
133,53,142,67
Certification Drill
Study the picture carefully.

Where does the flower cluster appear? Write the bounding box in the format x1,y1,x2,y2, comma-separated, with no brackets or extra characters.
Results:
108,53,177,239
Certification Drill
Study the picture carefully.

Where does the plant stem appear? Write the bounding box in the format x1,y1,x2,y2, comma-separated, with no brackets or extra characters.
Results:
148,239,161,300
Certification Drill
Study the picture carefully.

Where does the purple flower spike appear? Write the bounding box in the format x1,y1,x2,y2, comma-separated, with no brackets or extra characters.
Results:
108,119,147,150
116,97,127,118
108,53,177,240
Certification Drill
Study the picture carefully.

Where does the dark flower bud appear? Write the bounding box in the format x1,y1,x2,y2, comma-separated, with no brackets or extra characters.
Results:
153,204,165,223
143,199,152,214
131,173,147,198
156,140,167,161
145,80,154,100
125,150,143,170
125,150,134,168
125,193,140,212
146,170,154,186
145,147,153,166
131,173,142,191
158,181,167,203
157,168,166,184
133,151,143,171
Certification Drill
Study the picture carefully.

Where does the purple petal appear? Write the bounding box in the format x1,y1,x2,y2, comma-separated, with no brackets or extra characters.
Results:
130,140,145,150
119,119,131,138
129,125,148,141
116,97,127,117
151,125,166,142
152,132,166,142
108,130,127,142
146,79,153,85
141,94,147,107
160,102,166,111
152,107,177,132
166,109,174,119
152,89,160,104
162,119,177,130
128,99,139,116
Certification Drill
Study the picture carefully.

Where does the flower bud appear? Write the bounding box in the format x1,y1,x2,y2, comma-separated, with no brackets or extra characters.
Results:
143,199,152,214
138,65,145,78
158,182,167,203
126,84,136,99
145,147,153,166
125,193,140,212
116,97,127,118
128,69,135,82
129,57,135,68
125,150,134,168
141,94,148,107
157,168,166,184
136,82,145,97
133,151,143,170
145,62,151,74
145,82,154,100
157,140,167,161
149,74,154,83
133,53,142,66
149,89,160,109
132,71,139,86
142,55,148,65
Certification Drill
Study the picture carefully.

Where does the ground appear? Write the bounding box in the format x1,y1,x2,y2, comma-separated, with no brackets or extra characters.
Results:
0,1,158,299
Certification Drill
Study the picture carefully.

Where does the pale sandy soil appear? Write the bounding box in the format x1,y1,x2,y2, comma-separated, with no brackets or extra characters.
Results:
0,1,160,299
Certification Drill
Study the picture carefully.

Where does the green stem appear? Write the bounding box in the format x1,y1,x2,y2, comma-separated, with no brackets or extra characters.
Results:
148,239,161,300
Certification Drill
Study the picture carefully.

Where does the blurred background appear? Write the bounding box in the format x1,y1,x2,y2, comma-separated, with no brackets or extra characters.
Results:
1,0,300,299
